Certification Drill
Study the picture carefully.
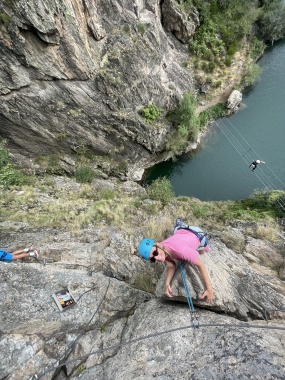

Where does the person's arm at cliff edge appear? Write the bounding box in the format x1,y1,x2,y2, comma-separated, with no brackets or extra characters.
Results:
164,261,176,297
195,257,213,302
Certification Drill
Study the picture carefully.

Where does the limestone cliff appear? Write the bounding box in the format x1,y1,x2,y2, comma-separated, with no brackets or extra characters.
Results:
0,0,199,180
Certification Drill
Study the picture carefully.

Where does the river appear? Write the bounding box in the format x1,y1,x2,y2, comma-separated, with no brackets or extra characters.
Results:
146,39,285,201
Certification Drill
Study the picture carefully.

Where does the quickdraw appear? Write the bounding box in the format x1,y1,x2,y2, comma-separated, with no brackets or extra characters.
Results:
179,261,199,329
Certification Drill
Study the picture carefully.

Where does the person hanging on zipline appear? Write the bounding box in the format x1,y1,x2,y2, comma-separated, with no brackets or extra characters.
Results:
249,159,265,171
138,218,213,302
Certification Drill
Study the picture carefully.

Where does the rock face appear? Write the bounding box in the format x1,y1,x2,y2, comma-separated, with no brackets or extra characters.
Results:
1,211,285,379
0,0,198,180
79,300,285,380
161,0,199,44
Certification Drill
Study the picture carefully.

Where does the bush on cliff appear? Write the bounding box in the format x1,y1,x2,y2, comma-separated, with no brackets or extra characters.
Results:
0,139,27,187
146,177,175,205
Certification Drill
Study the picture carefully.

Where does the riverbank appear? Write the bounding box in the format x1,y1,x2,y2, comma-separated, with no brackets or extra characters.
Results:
196,42,251,115
148,38,285,201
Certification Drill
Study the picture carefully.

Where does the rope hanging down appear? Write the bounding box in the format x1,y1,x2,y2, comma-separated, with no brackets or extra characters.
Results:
179,261,199,328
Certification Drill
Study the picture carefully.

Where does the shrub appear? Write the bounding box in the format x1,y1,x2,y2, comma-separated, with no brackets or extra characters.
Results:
249,37,265,59
75,166,96,184
0,163,27,187
247,224,280,243
143,215,174,242
240,63,262,88
226,190,285,219
98,188,116,200
206,61,216,73
0,139,9,169
170,91,198,141
0,139,27,186
225,55,233,67
197,103,228,130
192,203,208,218
137,23,145,35
35,154,63,175
123,24,130,35
140,104,163,124
146,177,174,204
219,231,245,254
0,12,10,25
133,271,156,293
165,131,189,156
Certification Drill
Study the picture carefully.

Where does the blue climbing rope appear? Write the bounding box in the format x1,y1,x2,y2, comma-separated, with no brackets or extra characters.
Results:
179,261,199,328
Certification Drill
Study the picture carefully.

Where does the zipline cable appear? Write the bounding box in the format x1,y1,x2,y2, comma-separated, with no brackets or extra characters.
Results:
216,120,285,212
219,119,285,212
218,118,285,200
225,117,285,188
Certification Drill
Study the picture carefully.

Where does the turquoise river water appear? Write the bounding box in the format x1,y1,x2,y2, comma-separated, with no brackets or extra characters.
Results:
146,39,285,201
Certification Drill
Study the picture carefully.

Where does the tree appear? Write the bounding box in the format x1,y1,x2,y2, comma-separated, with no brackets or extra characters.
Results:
172,92,198,141
258,0,285,43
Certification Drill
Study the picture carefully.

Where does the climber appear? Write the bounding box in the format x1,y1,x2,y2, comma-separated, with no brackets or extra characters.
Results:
138,218,213,302
0,247,39,262
249,159,265,171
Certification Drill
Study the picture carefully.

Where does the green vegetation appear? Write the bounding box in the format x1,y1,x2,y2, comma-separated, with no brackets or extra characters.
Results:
98,188,116,200
76,364,86,375
133,270,157,293
146,177,175,205
140,104,163,124
0,12,10,25
0,139,9,168
240,63,262,88
219,232,245,254
0,153,284,243
257,0,285,44
249,37,266,59
75,165,96,184
197,103,228,130
137,23,145,35
165,95,228,156
189,1,256,66
189,0,285,71
35,154,63,175
55,133,67,141
236,190,285,218
170,91,198,141
0,139,28,187
123,24,130,35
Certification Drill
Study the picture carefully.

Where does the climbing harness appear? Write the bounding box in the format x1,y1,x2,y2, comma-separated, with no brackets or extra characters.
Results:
175,224,208,248
179,261,199,329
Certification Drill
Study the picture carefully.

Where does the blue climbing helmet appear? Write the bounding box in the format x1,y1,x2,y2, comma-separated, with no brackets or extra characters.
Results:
138,238,155,260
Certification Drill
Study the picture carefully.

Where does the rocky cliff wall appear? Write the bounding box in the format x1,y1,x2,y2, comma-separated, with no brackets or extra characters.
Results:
0,0,198,180
1,176,285,379
1,218,285,380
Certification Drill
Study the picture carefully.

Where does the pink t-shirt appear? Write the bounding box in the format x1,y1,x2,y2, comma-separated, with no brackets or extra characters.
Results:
161,229,200,264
